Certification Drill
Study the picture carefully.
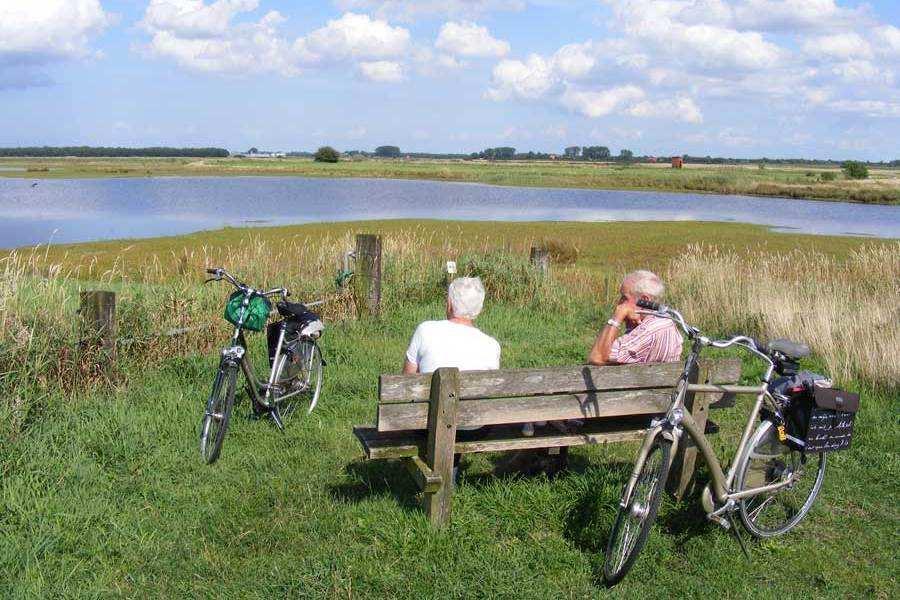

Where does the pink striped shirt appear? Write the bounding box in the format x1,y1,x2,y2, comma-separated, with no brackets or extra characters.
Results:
608,315,683,364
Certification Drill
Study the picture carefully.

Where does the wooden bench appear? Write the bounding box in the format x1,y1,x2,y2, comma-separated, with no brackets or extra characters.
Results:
353,359,740,526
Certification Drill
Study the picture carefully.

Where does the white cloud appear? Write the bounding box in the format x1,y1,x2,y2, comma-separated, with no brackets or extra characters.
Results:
486,54,557,100
803,33,872,61
435,21,509,58
734,0,866,33
831,61,892,85
560,85,645,118
142,0,258,38
333,0,524,21
140,7,411,78
358,60,404,82
411,46,465,75
551,42,596,79
0,0,112,59
143,8,298,75
297,12,410,64
874,25,900,57
0,0,113,89
610,1,783,72
626,97,703,123
826,100,900,118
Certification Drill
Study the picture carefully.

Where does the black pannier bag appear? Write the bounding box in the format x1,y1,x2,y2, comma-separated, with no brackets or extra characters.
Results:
266,302,324,366
780,379,859,453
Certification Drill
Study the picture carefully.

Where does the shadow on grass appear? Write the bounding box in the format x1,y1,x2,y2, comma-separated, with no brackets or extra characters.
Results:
461,448,593,487
328,459,421,513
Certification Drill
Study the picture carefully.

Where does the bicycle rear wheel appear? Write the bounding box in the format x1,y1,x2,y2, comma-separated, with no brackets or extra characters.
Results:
199,362,238,464
735,420,826,538
272,338,323,421
604,437,671,585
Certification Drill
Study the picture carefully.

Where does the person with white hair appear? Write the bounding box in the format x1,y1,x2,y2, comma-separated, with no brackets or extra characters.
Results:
587,269,683,365
403,276,500,375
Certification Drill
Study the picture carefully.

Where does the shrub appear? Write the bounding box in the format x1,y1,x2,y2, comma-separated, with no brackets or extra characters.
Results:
537,238,579,265
842,161,869,180
314,146,340,163
819,171,837,182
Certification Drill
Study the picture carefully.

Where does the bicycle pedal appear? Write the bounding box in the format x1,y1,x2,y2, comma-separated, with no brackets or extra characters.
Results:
707,513,731,530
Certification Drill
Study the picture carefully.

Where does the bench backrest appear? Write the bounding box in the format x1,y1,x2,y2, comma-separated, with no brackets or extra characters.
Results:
376,360,740,432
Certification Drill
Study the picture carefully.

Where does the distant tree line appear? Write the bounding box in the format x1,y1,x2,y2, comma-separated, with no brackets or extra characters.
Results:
0,146,230,157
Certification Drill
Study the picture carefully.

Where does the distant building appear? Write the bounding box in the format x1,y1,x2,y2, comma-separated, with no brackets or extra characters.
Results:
671,156,684,169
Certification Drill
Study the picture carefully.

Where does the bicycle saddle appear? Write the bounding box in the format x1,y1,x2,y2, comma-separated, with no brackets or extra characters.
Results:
767,338,810,360
276,301,315,321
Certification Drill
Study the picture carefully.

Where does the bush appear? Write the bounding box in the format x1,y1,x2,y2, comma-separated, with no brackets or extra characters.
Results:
819,171,837,182
314,146,340,163
537,238,579,265
842,161,869,180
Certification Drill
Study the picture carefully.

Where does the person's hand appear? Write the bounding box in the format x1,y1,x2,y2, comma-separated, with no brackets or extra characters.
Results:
613,297,637,324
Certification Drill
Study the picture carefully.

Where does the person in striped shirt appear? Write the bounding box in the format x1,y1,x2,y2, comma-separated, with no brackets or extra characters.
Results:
587,270,683,365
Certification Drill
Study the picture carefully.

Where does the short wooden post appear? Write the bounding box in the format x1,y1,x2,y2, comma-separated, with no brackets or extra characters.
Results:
530,246,550,276
353,234,382,317
667,361,708,500
80,290,117,367
424,367,460,527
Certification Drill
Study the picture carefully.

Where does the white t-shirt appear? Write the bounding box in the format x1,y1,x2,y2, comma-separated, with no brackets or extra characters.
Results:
405,320,501,374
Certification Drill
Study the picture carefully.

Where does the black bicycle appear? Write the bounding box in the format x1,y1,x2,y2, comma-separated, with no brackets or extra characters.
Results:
199,268,325,464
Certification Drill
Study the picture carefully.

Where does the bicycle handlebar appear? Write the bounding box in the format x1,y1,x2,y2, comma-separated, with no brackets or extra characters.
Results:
636,298,662,312
205,267,289,299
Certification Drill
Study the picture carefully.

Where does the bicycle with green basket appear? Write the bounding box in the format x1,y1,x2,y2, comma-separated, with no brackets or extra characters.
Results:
199,267,325,464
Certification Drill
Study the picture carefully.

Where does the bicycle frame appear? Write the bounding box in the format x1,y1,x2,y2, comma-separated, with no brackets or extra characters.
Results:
621,325,797,513
212,268,319,410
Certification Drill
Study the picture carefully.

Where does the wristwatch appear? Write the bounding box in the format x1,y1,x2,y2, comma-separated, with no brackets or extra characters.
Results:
606,318,622,329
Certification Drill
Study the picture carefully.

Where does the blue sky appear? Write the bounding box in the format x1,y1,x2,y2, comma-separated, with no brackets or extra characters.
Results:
1,1,898,159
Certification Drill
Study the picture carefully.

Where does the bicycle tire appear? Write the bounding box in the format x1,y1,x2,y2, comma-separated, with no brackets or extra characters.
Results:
604,437,672,586
735,420,826,538
199,362,238,464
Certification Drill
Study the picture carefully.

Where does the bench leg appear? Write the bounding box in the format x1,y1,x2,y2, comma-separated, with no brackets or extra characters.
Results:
424,368,460,527
668,363,708,500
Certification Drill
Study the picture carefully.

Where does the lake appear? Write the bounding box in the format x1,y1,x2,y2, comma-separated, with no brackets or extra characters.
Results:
1,176,898,248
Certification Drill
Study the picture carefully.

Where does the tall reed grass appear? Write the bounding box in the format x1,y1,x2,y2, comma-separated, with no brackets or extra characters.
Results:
666,243,900,390
2,232,896,440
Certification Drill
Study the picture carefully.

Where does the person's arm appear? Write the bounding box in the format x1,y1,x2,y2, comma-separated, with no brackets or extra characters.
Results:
403,324,423,374
587,302,635,365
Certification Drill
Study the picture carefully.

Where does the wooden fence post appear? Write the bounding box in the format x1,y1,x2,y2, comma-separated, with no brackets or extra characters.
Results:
530,246,550,276
667,361,708,500
424,367,460,527
353,234,382,317
80,290,117,368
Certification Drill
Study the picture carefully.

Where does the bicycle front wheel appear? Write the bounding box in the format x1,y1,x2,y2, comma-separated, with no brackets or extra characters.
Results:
735,420,826,538
199,362,238,464
273,338,323,421
603,437,672,586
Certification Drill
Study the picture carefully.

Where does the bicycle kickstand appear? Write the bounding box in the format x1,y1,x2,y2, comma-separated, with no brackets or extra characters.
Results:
727,512,752,561
270,407,285,432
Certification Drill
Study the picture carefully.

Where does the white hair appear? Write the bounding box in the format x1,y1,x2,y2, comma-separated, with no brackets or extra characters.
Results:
622,270,665,299
448,277,486,320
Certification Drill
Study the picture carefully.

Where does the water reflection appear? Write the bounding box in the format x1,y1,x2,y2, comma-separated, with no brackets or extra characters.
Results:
0,176,897,248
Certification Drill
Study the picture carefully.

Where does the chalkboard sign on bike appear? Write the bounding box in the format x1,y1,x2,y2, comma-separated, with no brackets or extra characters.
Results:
199,267,326,464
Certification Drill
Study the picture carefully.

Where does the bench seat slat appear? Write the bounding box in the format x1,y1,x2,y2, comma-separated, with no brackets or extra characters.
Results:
377,388,671,432
354,418,652,459
379,362,683,403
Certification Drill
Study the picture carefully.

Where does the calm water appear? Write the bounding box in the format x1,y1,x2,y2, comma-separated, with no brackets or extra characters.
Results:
1,176,898,248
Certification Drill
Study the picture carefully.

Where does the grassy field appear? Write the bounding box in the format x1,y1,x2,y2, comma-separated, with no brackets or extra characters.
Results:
2,220,898,598
2,156,899,205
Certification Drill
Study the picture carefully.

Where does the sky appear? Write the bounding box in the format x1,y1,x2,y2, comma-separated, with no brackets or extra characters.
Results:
0,1,898,159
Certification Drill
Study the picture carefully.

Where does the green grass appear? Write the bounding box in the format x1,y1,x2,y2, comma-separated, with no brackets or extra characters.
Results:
2,220,897,597
29,219,887,278
2,299,897,598
2,156,898,204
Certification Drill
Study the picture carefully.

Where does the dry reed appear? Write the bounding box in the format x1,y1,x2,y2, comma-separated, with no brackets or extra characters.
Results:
666,243,900,389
